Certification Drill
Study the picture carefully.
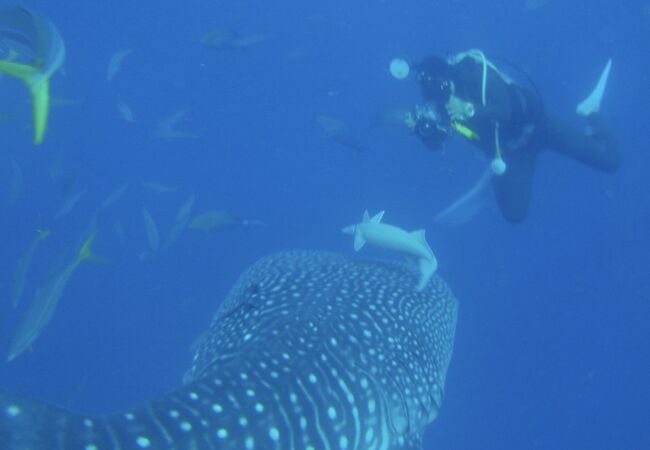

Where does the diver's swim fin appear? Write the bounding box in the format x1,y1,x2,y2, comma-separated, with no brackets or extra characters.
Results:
0,60,50,144
576,58,612,117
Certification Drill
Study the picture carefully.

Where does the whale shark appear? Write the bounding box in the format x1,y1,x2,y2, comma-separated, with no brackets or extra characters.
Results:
0,250,457,449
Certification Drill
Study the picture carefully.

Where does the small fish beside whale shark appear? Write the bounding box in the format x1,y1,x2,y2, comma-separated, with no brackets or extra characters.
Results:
0,250,458,449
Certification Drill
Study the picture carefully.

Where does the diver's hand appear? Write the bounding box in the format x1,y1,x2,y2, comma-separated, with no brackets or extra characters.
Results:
405,104,438,130
404,111,417,130
446,95,475,121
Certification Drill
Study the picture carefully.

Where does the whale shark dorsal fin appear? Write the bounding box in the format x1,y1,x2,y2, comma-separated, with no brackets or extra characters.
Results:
353,229,366,251
370,210,385,224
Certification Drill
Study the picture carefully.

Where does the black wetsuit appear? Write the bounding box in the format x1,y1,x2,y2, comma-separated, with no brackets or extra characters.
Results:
417,56,620,223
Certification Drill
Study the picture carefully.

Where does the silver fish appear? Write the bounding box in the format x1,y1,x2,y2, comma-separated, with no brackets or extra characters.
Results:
141,181,178,194
97,181,129,212
117,100,134,123
154,109,198,141
162,193,195,249
142,208,159,254
7,156,24,206
54,188,87,219
106,48,133,82
6,232,99,362
0,250,458,449
11,229,50,308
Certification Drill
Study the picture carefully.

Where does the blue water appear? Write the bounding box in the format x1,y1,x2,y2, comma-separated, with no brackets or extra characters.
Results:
0,0,648,448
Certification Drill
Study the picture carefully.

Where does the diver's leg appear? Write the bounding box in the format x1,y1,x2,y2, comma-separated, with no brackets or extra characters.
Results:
492,148,539,223
544,114,620,172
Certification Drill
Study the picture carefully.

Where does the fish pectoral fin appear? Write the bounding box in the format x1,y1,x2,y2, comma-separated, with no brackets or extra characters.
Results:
410,228,433,252
353,230,366,251
409,228,427,243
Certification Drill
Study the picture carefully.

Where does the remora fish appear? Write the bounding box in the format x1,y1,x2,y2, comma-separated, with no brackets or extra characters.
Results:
343,210,438,291
0,250,458,449
317,114,366,153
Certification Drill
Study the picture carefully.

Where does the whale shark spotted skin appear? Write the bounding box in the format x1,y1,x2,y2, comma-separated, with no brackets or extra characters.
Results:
0,250,458,449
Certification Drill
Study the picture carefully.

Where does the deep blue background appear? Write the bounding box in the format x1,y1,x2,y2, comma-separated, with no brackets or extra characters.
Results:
1,1,648,449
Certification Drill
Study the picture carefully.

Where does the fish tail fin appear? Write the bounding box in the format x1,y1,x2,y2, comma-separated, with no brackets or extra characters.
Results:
416,257,438,291
78,231,108,264
28,78,50,144
36,229,51,240
0,60,50,144
353,228,366,251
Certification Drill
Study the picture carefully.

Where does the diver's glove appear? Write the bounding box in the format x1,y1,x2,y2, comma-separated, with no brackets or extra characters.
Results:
446,95,475,121
404,104,439,130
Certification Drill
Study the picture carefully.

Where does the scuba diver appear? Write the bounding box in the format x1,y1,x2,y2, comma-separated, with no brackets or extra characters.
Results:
390,50,620,223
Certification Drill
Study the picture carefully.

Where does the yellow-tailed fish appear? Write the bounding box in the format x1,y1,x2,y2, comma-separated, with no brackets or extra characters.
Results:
141,181,178,194
316,114,365,153
7,231,102,362
7,156,24,205
54,188,87,219
175,192,195,221
189,210,242,233
11,229,50,308
154,109,198,141
97,181,129,212
117,100,134,122
163,193,195,249
0,6,65,144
